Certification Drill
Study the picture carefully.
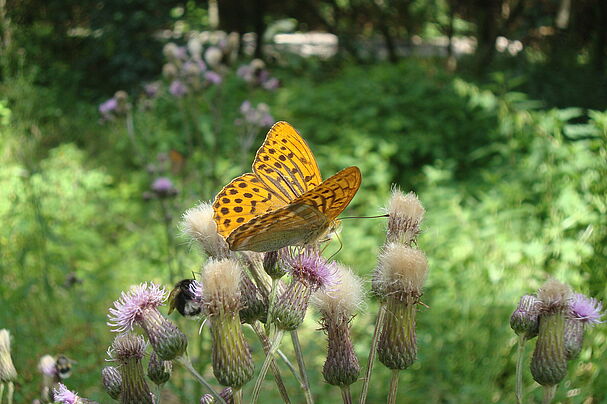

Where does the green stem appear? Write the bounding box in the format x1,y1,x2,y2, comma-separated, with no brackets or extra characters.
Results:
250,330,284,404
159,199,176,282
153,384,161,404
6,382,12,404
233,387,242,404
250,323,292,403
0,383,4,404
290,330,314,404
340,385,352,404
387,370,400,404
176,356,225,404
359,304,386,404
515,334,526,404
542,385,557,404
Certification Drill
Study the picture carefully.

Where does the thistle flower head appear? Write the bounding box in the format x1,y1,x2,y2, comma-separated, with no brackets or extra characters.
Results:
181,202,229,258
537,279,572,313
108,334,148,363
285,249,336,292
386,188,424,245
108,283,167,333
374,243,428,302
200,259,242,315
38,354,57,377
569,293,604,325
53,383,80,404
313,264,364,320
510,294,541,339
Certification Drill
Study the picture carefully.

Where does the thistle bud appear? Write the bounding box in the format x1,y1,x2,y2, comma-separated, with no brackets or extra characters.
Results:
181,202,230,259
239,273,267,324
510,295,541,339
273,250,336,331
108,283,187,361
0,330,17,383
201,259,254,388
375,244,428,370
147,352,172,386
109,334,154,404
263,250,285,279
313,265,363,386
199,387,233,404
386,189,425,245
530,279,571,386
102,366,122,400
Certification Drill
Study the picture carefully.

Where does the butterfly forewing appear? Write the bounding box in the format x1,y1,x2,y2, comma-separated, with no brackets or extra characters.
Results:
227,203,329,252
212,173,285,238
253,121,323,201
292,166,361,221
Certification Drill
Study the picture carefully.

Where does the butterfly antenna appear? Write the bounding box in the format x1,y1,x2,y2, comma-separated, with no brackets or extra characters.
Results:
340,214,389,220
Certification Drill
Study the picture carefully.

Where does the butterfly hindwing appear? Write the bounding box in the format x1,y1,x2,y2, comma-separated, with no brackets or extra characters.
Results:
292,166,361,221
227,202,329,252
253,121,323,201
212,173,285,238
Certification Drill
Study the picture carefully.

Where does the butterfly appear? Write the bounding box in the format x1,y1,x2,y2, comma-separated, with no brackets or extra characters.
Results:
212,121,361,252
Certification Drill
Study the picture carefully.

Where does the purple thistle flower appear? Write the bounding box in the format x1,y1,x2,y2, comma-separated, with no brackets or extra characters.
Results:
169,80,188,97
262,77,280,91
108,283,167,333
237,65,252,80
204,71,222,85
53,383,79,404
240,100,252,114
152,177,174,193
285,249,337,292
570,293,604,326
143,82,160,98
99,98,117,115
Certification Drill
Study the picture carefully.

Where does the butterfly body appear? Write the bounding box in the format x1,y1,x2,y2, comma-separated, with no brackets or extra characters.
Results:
213,122,361,252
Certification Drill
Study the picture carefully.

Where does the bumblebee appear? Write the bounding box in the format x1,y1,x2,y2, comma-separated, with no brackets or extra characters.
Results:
55,355,73,379
168,279,203,318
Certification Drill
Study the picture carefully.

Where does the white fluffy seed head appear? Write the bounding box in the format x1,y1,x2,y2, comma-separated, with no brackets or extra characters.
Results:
386,188,425,245
388,188,425,224
376,243,428,300
312,264,364,319
200,259,242,311
537,279,572,312
181,202,229,259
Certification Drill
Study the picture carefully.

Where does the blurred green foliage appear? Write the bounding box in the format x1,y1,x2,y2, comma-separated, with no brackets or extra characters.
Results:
1,26,606,404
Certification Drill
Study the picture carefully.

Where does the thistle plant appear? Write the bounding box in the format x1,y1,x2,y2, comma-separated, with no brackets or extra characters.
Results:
510,294,541,404
530,279,571,403
511,283,604,404
38,355,60,403
199,259,255,402
312,264,364,404
108,282,187,361
0,330,16,404
181,202,230,259
361,188,427,404
107,334,154,404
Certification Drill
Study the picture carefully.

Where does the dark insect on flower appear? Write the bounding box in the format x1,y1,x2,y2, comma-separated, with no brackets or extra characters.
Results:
168,279,203,318
55,355,73,379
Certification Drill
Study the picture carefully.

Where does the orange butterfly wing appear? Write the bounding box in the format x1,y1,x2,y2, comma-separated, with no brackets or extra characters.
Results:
212,173,284,238
253,121,322,200
227,167,361,252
